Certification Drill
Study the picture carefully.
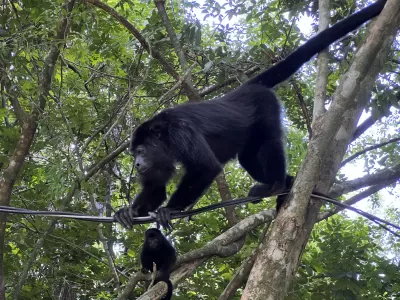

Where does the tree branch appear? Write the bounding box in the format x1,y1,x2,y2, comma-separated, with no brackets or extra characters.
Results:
85,140,130,180
330,163,400,197
218,222,271,300
291,80,312,139
89,188,120,293
50,94,85,172
48,233,127,277
118,271,149,300
153,0,200,101
340,136,400,167
318,178,398,221
312,0,330,119
89,55,152,160
119,210,275,299
156,62,198,107
215,172,240,226
7,92,25,126
219,249,258,300
352,115,376,141
83,0,199,101
177,209,275,264
97,223,121,292
136,257,208,300
36,0,76,115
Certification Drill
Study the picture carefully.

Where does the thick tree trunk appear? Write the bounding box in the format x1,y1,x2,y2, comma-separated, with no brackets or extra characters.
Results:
241,1,400,299
0,118,37,300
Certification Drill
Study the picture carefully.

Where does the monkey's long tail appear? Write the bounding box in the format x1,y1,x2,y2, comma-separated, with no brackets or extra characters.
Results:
249,0,387,88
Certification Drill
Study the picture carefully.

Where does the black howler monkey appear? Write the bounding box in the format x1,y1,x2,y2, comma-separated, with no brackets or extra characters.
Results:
114,0,388,229
141,228,177,300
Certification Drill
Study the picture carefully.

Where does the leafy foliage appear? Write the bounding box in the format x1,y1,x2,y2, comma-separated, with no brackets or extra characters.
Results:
0,0,399,299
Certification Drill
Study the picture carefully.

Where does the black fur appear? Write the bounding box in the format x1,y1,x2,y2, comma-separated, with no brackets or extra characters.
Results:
114,0,387,229
140,228,177,300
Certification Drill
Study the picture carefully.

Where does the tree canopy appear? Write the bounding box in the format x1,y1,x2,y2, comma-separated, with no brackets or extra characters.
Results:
0,0,399,299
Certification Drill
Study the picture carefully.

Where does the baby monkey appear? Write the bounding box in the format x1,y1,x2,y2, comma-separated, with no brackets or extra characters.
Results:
141,228,177,300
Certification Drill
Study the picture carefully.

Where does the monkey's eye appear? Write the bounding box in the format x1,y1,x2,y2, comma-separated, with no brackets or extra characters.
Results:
136,147,145,156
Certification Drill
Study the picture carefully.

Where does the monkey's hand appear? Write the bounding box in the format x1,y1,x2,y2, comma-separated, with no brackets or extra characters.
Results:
149,207,180,232
113,206,139,229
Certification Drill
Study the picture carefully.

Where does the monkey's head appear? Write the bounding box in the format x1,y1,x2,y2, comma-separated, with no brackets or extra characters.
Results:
144,228,164,249
129,119,174,184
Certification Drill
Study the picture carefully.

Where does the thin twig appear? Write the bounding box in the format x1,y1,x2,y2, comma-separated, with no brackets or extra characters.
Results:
50,93,85,172
291,80,312,139
89,49,153,159
89,192,121,292
148,262,157,289
340,136,400,167
156,62,198,107
318,178,398,221
83,0,199,100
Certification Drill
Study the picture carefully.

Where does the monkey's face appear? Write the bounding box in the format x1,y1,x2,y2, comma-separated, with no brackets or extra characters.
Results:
145,230,161,249
129,119,175,184
131,142,174,183
132,145,150,175
147,237,160,249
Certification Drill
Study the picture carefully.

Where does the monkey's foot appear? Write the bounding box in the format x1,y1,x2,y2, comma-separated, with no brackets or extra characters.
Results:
248,182,286,203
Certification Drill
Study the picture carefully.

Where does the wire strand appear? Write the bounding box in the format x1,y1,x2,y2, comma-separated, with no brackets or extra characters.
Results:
1,192,399,237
